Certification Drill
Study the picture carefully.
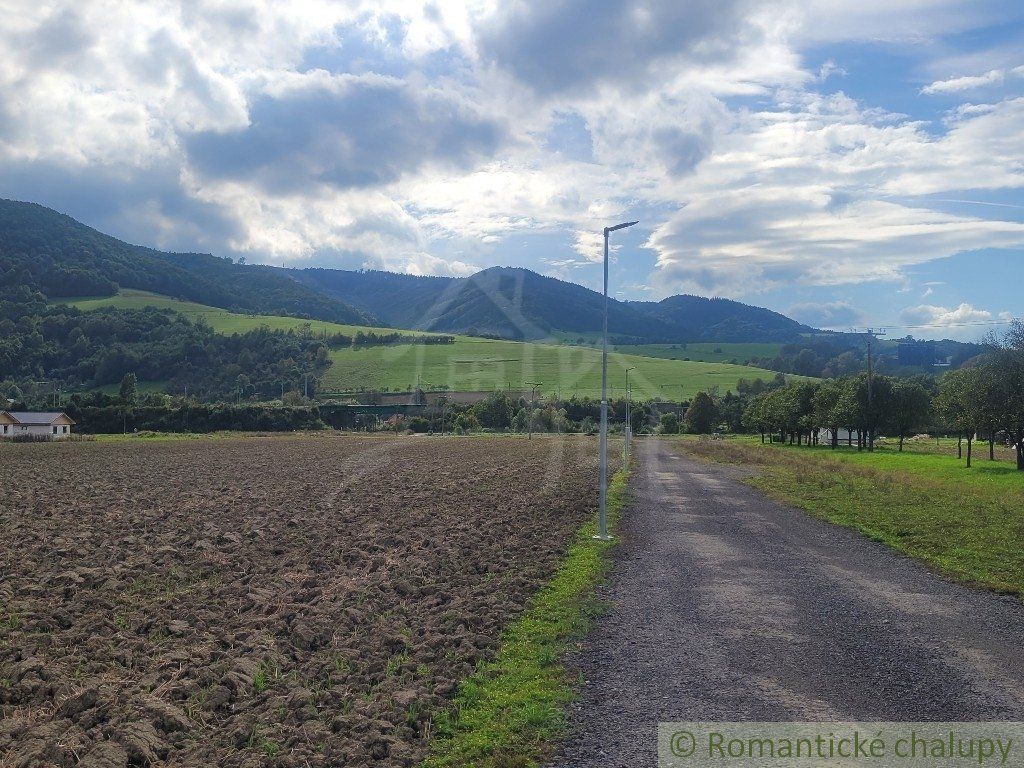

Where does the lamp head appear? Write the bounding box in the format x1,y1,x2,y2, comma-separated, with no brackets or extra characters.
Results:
606,220,639,233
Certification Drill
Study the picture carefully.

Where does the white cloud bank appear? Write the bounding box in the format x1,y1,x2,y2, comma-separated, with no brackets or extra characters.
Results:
1,0,1023,287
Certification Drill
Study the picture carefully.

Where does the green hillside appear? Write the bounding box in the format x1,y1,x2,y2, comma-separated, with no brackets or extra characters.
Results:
59,290,400,337
60,291,790,399
1,198,370,324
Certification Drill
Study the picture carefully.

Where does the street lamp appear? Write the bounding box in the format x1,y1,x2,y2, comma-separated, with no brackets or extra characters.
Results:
624,366,636,462
525,381,541,439
595,220,638,541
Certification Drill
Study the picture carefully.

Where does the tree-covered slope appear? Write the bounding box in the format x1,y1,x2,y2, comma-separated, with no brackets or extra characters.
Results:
289,265,662,339
0,199,371,324
627,294,812,342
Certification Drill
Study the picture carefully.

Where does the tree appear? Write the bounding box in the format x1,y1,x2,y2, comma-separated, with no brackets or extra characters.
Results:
119,372,137,404
659,412,680,434
684,391,719,434
811,379,845,449
885,380,932,451
987,321,1024,470
473,391,516,430
936,367,985,467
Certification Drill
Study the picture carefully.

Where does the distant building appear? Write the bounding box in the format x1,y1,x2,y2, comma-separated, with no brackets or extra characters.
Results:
897,341,936,367
0,411,75,440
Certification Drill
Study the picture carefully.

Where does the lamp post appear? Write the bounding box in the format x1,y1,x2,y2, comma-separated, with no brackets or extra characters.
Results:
624,366,636,462
525,381,541,439
595,220,638,541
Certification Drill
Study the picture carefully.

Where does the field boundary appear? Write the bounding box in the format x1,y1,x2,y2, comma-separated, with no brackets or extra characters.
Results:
421,465,631,768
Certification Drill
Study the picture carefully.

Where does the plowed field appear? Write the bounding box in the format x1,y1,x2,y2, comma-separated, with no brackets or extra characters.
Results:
0,434,601,767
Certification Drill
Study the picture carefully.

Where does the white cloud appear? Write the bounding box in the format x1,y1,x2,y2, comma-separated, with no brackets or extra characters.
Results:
899,303,1017,340
0,0,1022,302
921,65,1024,95
788,301,863,329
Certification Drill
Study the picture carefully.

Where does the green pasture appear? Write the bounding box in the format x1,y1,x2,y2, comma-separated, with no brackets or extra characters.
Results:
610,342,782,364
321,338,788,400
56,289,401,337
57,290,795,400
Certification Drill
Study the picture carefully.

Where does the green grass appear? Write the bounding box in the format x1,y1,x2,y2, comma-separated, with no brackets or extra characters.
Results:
57,290,796,399
422,466,629,768
676,437,1024,596
323,339,789,400
611,342,783,364
55,289,405,337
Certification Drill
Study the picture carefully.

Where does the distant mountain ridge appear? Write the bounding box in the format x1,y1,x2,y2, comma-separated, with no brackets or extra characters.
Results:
282,265,813,343
2,197,813,343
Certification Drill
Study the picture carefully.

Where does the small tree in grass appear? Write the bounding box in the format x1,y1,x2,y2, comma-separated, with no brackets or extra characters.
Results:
886,380,932,452
937,367,985,467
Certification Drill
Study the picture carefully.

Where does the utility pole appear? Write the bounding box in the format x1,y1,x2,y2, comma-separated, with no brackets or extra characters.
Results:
525,381,541,439
856,327,887,452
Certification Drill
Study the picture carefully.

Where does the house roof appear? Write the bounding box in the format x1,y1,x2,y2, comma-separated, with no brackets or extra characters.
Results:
2,411,75,426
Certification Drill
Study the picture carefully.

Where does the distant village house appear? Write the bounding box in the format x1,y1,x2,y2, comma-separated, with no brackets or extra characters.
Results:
0,412,75,440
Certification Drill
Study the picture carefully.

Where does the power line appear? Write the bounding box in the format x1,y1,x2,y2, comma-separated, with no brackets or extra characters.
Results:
839,317,1020,332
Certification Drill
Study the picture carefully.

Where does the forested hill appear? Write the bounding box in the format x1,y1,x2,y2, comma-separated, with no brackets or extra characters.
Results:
283,265,813,343
0,199,371,325
628,295,813,343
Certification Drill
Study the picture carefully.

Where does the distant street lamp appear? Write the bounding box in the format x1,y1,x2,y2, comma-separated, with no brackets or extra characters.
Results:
624,366,636,462
595,220,638,541
525,381,542,439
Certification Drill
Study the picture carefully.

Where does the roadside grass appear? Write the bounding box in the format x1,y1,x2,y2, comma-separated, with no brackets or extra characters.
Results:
421,466,630,768
673,437,1024,596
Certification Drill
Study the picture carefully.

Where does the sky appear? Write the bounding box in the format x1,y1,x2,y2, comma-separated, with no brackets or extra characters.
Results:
1,0,1022,341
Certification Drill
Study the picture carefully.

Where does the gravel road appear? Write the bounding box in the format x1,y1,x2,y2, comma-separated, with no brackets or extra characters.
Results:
549,438,1024,768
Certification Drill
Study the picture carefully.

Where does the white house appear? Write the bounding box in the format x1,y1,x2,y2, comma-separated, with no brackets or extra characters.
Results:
0,411,75,440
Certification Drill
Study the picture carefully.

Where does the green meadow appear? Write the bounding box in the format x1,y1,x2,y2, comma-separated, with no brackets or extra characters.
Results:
58,289,400,337
611,341,783,364
320,338,784,399
59,290,792,400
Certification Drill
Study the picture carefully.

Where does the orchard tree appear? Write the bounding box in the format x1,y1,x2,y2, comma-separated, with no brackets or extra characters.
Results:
988,321,1024,470
886,380,932,451
936,367,985,467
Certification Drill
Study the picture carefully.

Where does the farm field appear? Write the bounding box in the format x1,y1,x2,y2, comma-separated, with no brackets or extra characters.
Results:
673,436,1024,595
56,290,791,400
0,434,604,767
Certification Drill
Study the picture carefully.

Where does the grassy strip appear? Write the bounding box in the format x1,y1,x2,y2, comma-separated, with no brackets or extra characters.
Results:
675,438,1024,596
422,467,630,768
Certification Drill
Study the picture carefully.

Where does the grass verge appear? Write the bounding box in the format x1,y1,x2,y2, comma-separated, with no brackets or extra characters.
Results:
421,467,630,768
674,437,1024,596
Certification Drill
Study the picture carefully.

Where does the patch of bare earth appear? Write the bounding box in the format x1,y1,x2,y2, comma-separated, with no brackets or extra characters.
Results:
0,434,598,768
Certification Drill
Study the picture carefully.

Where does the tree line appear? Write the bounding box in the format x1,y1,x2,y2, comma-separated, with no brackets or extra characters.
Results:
739,321,1024,469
